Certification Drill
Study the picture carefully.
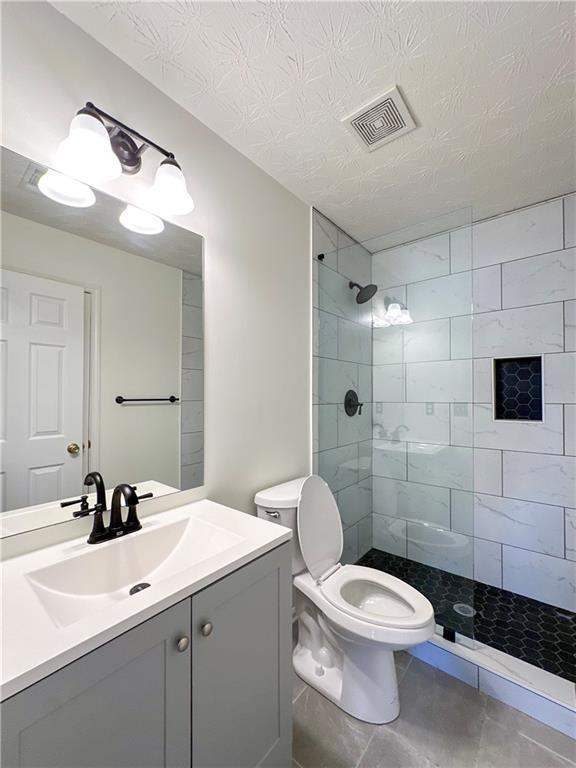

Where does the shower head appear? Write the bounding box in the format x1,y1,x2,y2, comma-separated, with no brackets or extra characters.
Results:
349,281,378,304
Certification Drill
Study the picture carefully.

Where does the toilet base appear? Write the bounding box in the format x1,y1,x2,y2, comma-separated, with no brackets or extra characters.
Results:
293,641,400,725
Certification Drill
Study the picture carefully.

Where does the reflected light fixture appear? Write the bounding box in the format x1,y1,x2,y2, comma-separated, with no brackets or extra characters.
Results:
37,169,96,208
40,101,194,222
119,205,164,235
373,302,413,327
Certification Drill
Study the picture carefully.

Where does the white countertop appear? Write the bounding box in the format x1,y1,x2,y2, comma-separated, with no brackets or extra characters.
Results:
1,499,291,700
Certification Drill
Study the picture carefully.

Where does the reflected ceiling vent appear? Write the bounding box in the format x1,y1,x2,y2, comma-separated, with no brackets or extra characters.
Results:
342,86,416,152
20,162,45,192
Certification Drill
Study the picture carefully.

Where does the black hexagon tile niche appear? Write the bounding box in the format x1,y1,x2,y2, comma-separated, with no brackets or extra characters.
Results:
494,357,543,421
357,549,576,683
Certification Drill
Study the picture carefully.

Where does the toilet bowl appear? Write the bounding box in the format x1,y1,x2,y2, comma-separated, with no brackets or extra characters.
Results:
255,475,435,724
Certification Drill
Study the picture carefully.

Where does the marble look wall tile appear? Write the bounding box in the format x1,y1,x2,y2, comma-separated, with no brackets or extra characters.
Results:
182,370,203,400
373,364,405,402
337,237,371,286
502,247,576,308
407,360,472,402
503,452,576,508
313,214,338,269
450,226,472,273
358,363,372,403
473,303,564,358
373,476,451,529
451,490,474,535
181,432,203,465
338,317,371,364
373,234,450,287
373,513,407,557
337,478,372,527
338,404,372,446
408,443,473,491
318,358,357,404
473,358,493,403
373,439,407,480
544,353,576,404
373,402,450,444
318,264,358,321
317,310,338,358
472,199,563,269
406,521,473,578
563,194,575,248
565,405,576,456
451,316,473,360
502,546,576,612
565,300,576,352
181,462,203,490
318,444,358,492
474,448,503,495
474,403,564,454
474,493,565,557
373,325,403,365
408,271,472,322
182,305,202,338
318,404,338,451
566,508,576,561
182,337,203,370
357,514,372,558
358,439,372,482
473,266,502,313
182,277,203,307
474,538,502,588
451,403,473,447
313,261,319,309
181,401,203,432
342,523,359,565
403,319,450,362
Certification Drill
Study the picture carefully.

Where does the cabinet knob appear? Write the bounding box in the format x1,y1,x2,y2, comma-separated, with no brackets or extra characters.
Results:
176,636,190,652
200,622,213,637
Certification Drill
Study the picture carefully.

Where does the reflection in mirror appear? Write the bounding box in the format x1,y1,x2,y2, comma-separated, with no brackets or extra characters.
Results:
0,147,204,536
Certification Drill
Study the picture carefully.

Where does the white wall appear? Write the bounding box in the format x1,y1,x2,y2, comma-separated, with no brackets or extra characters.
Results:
1,2,311,514
2,211,182,490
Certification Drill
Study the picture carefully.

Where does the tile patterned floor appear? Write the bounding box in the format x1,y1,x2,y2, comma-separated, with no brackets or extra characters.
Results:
357,549,576,684
292,654,576,768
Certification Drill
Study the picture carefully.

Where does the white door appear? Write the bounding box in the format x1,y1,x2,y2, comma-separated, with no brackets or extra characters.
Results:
0,269,84,511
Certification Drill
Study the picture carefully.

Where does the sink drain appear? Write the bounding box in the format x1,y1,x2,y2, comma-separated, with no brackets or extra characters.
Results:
453,602,476,618
129,582,150,595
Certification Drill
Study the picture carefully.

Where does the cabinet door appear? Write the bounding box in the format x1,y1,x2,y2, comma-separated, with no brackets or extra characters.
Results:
2,600,191,768
192,544,292,768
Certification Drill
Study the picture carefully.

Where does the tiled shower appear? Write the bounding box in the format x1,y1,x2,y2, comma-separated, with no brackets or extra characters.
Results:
313,194,575,683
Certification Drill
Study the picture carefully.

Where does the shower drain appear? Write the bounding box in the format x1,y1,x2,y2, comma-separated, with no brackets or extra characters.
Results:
129,582,150,595
453,603,476,618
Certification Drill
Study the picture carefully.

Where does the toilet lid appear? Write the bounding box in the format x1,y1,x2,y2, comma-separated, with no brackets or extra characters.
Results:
297,475,343,581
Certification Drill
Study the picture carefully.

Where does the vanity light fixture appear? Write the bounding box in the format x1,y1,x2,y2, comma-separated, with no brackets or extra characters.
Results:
119,204,164,235
39,102,194,217
37,169,96,208
373,302,413,327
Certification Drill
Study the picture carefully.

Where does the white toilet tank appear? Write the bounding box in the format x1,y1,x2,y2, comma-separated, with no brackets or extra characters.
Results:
255,477,308,575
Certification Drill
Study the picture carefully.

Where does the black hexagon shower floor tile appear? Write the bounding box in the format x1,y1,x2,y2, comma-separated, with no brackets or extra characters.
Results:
357,549,576,684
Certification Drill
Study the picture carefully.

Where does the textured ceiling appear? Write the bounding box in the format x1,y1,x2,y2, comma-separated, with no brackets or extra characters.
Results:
54,1,575,243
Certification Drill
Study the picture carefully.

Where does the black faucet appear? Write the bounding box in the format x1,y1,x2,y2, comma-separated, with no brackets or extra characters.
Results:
87,482,149,544
84,471,107,511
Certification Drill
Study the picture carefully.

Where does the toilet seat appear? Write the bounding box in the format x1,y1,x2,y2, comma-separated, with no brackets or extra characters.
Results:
320,564,434,630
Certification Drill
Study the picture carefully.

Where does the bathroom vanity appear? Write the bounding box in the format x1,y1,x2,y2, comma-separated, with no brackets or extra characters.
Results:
1,501,293,768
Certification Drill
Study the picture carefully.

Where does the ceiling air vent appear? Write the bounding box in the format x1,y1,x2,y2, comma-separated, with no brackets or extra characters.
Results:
342,86,416,152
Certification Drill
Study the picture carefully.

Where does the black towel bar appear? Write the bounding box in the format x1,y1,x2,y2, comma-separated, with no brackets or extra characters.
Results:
115,395,179,404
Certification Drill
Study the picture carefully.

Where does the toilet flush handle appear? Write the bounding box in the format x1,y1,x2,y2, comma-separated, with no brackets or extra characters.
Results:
266,510,280,519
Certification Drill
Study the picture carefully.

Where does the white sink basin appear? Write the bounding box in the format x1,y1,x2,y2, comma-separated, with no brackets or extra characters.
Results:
26,516,242,628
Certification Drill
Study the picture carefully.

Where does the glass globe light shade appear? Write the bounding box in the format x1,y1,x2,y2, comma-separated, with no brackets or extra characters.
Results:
38,170,96,208
119,205,164,235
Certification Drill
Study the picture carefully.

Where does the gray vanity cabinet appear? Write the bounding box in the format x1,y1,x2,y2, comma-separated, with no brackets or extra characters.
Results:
1,599,191,768
191,545,292,768
1,543,292,768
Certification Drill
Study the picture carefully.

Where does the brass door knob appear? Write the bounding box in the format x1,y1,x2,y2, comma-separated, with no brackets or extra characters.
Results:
67,442,81,456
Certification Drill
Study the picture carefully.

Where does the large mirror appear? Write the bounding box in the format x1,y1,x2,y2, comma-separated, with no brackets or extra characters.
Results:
0,147,203,535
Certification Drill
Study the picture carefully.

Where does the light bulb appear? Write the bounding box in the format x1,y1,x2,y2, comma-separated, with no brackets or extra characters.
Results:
395,309,413,325
143,158,194,217
119,204,164,235
55,111,121,184
385,303,402,321
38,169,96,208
373,314,391,328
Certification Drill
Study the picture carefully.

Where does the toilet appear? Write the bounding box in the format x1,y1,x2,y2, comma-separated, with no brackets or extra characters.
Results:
255,474,435,724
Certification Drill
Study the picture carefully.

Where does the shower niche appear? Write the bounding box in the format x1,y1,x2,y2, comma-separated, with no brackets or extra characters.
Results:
493,356,543,421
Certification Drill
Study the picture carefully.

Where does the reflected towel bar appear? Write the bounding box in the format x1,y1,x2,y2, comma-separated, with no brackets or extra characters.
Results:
115,395,179,404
